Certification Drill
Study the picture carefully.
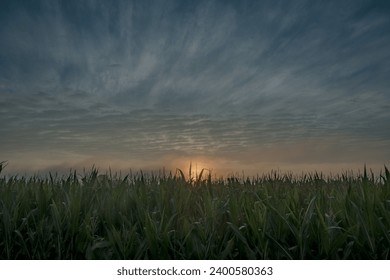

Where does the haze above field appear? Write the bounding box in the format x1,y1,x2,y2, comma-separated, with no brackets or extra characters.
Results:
0,0,389,176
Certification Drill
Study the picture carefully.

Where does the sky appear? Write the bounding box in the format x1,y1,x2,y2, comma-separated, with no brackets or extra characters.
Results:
0,0,389,177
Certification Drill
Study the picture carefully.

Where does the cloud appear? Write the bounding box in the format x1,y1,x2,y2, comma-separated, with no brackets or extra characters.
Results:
0,0,389,175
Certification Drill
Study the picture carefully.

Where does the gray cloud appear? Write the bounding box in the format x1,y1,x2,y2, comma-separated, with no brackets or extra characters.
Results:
1,0,389,175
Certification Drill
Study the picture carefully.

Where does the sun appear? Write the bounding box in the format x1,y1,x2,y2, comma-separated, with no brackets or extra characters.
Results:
174,158,214,178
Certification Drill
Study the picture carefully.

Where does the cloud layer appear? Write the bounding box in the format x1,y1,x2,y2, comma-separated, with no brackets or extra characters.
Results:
1,0,389,175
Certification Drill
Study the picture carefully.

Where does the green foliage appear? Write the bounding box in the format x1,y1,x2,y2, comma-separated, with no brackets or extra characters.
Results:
0,164,389,259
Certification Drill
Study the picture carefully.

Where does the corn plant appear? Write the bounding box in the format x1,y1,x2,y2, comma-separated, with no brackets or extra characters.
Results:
0,163,389,259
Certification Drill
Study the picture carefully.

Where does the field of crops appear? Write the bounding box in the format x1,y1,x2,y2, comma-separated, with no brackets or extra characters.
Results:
0,161,389,260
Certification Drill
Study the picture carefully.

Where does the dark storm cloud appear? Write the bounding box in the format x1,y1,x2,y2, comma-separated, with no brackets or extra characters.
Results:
0,0,389,174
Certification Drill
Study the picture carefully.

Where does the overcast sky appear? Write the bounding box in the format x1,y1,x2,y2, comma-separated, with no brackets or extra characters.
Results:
1,0,389,177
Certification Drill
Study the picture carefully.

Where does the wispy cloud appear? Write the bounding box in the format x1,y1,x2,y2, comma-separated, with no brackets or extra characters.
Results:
0,0,389,175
